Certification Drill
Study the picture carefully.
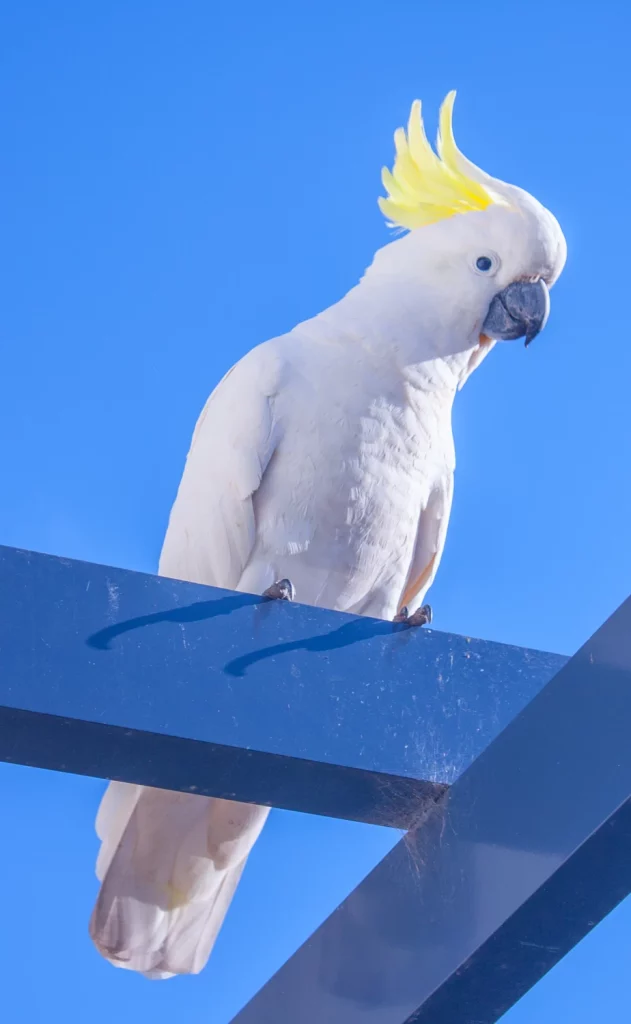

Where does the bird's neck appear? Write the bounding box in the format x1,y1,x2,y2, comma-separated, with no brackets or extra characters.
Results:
303,274,493,392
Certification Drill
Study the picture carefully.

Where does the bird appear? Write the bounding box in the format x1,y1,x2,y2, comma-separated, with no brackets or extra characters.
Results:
89,91,566,978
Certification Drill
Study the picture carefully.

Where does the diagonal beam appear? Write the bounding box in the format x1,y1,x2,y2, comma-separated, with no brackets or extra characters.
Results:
230,594,631,1024
0,545,564,827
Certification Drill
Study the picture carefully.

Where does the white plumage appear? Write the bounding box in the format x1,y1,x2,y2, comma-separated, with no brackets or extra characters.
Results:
91,783,268,978
90,98,566,978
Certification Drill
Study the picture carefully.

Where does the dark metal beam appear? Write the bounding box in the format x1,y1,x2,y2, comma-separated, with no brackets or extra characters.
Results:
0,545,564,827
230,595,631,1024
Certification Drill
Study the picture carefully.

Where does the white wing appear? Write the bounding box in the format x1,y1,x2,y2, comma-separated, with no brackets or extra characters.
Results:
91,343,283,978
159,341,284,587
397,473,454,616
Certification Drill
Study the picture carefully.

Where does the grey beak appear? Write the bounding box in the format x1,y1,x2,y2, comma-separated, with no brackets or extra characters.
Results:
482,279,550,347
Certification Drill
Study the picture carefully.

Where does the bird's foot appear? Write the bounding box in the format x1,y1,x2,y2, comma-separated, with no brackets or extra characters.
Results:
393,604,432,627
263,578,296,602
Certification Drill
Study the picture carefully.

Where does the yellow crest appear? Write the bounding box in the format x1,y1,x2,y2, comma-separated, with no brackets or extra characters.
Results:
378,92,501,230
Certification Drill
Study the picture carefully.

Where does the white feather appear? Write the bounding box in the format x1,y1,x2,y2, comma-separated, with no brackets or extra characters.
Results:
91,788,269,977
95,782,142,881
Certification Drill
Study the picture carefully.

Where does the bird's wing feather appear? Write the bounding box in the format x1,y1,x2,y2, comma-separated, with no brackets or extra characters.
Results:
158,341,283,588
95,781,143,881
91,342,283,978
397,473,454,615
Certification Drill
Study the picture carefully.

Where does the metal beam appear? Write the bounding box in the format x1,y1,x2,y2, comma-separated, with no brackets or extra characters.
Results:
230,594,631,1024
0,545,564,827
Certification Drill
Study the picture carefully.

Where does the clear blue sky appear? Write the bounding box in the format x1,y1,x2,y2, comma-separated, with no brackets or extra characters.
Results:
0,1,629,1021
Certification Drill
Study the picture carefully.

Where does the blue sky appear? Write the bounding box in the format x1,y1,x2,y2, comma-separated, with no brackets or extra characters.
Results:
0,1,629,1020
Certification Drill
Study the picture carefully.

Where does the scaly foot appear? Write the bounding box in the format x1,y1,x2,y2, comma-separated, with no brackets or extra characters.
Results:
393,604,432,627
263,578,296,602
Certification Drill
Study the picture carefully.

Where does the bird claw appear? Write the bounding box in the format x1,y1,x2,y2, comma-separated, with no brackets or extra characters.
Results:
263,578,296,602
393,603,433,627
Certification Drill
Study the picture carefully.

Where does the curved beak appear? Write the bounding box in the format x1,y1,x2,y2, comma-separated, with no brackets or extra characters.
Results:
482,279,550,347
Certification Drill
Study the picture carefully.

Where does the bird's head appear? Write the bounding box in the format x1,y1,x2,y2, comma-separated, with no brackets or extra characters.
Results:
367,93,566,354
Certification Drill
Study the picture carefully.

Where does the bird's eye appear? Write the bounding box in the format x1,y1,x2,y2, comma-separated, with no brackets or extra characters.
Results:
472,252,501,276
476,256,493,272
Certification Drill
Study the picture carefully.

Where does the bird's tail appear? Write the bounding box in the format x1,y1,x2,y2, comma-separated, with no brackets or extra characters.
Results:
89,781,269,978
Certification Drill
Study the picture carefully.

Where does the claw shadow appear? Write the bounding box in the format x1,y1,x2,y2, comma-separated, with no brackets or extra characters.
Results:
87,593,264,650
224,617,414,677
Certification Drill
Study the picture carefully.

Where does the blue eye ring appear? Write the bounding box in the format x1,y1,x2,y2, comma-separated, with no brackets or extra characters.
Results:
476,255,493,272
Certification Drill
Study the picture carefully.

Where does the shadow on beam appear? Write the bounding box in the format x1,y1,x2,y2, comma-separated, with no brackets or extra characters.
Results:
0,546,565,828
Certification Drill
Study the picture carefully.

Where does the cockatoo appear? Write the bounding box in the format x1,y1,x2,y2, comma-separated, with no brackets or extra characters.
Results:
90,92,566,978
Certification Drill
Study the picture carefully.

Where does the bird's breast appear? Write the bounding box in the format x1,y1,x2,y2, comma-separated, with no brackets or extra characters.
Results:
252,377,454,616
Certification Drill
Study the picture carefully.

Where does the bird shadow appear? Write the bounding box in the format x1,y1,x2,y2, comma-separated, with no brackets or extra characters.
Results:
224,617,417,677
87,592,421,673
87,592,264,650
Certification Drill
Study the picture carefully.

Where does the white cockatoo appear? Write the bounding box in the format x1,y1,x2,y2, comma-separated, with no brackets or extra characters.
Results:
90,92,566,978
